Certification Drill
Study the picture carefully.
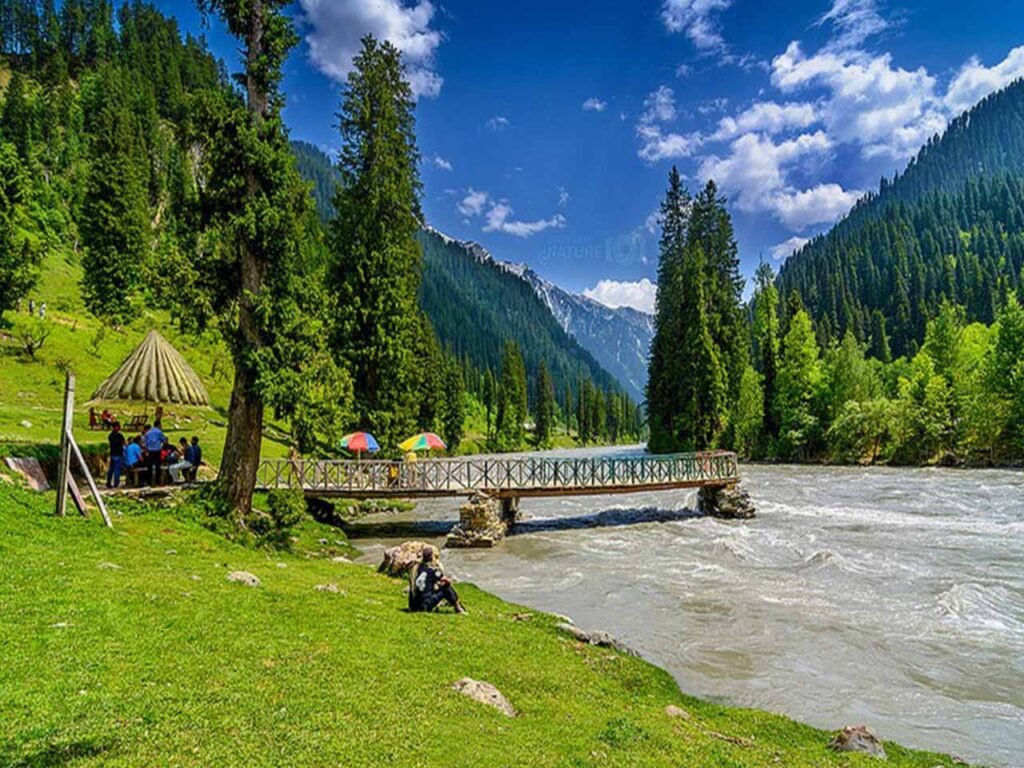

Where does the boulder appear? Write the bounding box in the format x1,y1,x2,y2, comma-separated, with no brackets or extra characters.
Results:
226,571,261,588
828,725,887,759
698,483,756,519
3,457,49,491
451,678,516,717
378,540,432,577
556,622,636,655
664,704,691,720
314,583,343,594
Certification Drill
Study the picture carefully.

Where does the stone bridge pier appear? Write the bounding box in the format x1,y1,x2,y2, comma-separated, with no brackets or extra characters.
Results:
446,492,520,548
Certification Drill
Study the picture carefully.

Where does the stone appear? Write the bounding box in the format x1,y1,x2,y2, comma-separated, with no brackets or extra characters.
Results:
378,541,432,577
332,556,350,563
19,420,32,428
314,583,343,594
226,571,261,588
828,725,887,759
451,678,517,717
446,492,508,548
698,483,756,519
556,623,636,655
3,457,49,491
97,562,122,570
664,704,691,720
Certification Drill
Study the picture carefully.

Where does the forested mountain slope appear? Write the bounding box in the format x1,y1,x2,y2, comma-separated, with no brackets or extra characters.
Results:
417,228,623,403
778,79,1024,358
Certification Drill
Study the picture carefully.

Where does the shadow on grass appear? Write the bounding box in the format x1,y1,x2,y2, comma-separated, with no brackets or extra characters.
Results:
341,506,702,539
1,738,115,767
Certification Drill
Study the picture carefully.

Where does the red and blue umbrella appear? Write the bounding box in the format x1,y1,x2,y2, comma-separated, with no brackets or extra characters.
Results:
341,432,380,458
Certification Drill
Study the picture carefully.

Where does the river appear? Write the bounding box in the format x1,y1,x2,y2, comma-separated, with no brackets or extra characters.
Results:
353,449,1024,767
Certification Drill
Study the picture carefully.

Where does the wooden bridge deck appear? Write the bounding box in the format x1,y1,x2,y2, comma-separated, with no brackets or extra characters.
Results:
254,451,739,499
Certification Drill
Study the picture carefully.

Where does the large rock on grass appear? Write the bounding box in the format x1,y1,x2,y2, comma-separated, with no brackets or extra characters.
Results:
378,541,432,577
828,725,887,759
226,571,261,588
451,678,516,717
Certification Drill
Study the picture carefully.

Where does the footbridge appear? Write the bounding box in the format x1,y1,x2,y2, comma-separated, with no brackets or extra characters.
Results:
254,451,740,500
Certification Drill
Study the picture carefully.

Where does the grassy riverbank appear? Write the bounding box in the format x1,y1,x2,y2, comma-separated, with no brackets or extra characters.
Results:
0,484,966,767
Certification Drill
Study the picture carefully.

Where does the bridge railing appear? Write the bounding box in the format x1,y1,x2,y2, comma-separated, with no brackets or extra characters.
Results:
254,451,739,496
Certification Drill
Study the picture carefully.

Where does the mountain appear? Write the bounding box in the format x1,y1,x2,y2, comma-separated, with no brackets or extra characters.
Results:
291,142,652,400
417,227,627,403
520,269,653,402
777,79,1024,357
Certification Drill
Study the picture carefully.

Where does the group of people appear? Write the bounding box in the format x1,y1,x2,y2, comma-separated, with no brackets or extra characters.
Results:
106,420,202,488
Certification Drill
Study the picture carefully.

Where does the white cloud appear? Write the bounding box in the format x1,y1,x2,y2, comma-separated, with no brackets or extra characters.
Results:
770,236,810,261
661,0,733,52
582,97,608,112
770,184,862,229
484,202,566,238
298,0,444,98
711,101,818,140
699,131,862,229
675,63,692,78
429,154,452,171
818,0,890,52
558,187,571,206
642,85,678,123
945,46,1024,113
457,188,489,217
635,86,701,162
486,115,510,131
584,278,658,314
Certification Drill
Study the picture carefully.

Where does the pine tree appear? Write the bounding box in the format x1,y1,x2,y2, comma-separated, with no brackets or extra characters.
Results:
329,35,424,447
0,72,33,161
440,354,465,452
775,309,823,460
868,309,892,363
753,261,780,444
482,367,496,442
495,340,527,451
534,361,555,447
0,143,38,322
79,82,149,324
646,166,690,451
680,242,726,449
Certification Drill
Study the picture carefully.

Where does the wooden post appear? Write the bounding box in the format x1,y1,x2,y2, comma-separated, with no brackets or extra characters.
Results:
55,372,75,517
67,431,112,529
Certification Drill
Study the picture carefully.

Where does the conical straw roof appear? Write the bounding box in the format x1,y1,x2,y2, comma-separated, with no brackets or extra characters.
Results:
91,330,210,405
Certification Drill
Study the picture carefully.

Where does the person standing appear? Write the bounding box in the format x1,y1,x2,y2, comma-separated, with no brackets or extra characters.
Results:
106,422,126,489
143,421,166,485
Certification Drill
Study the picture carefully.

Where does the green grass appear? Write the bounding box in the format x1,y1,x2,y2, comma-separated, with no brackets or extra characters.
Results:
0,484,966,767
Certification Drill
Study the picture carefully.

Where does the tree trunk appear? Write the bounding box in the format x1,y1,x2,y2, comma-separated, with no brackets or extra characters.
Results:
219,360,263,521
218,0,268,518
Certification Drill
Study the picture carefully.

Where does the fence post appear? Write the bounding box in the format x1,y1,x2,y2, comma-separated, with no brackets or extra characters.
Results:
55,372,75,518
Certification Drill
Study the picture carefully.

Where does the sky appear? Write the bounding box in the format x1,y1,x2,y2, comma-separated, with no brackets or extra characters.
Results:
157,0,1024,312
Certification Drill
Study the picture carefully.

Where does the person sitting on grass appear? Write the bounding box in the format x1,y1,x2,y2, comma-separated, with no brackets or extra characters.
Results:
409,546,466,614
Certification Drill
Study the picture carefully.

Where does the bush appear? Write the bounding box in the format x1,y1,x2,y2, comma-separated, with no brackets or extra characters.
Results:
256,489,307,549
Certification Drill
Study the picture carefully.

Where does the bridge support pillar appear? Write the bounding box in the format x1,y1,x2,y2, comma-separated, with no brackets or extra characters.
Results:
446,492,508,548
698,483,756,519
499,496,520,527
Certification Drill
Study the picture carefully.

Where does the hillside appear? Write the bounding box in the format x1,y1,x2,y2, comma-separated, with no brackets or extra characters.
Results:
0,483,965,767
778,79,1024,357
418,227,623,404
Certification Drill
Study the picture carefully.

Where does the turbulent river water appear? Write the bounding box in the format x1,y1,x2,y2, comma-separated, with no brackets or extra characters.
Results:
354,448,1024,767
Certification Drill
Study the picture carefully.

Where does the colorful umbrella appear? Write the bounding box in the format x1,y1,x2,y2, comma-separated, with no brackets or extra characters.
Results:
341,432,380,458
398,432,447,452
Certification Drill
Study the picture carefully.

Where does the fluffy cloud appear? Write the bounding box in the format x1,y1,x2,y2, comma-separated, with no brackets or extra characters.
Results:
636,86,701,162
298,0,444,98
486,116,510,131
817,0,890,52
458,189,566,238
699,131,862,229
582,97,608,112
428,154,453,171
584,279,658,314
711,101,818,140
457,188,489,217
770,236,811,261
484,203,566,237
661,0,733,52
945,46,1024,113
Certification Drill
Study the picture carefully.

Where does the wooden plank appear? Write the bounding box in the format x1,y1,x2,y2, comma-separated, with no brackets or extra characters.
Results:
55,372,75,517
67,431,113,528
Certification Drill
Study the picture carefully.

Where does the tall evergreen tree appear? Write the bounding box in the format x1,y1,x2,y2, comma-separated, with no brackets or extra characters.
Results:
440,354,465,452
1,71,33,161
775,309,823,459
752,261,780,443
534,361,555,448
495,340,527,450
79,79,148,324
646,166,690,452
0,143,38,322
329,35,424,447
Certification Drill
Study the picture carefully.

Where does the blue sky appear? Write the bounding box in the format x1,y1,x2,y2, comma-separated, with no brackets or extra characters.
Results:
159,0,1024,312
